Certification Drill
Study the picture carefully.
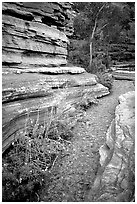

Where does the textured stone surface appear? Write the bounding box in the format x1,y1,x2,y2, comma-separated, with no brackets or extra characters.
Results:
113,70,135,81
90,91,135,202
2,71,109,153
2,66,86,75
2,2,73,69
111,63,135,81
111,63,135,70
2,3,110,153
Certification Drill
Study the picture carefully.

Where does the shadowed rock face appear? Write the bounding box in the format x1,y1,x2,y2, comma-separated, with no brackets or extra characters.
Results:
87,91,135,202
2,2,74,69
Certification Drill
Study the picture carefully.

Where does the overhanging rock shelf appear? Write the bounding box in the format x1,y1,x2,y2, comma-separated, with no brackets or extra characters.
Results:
2,67,110,153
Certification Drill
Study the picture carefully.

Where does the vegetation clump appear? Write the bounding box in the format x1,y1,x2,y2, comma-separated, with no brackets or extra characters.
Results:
68,2,134,73
2,112,73,202
96,71,113,90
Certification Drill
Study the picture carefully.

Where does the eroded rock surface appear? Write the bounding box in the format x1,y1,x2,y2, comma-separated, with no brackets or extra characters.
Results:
87,91,135,202
113,70,135,81
2,2,110,154
2,2,74,69
112,64,135,81
2,69,109,153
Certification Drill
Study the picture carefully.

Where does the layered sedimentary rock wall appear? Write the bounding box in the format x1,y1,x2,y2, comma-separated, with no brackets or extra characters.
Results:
2,2,109,152
2,70,109,152
2,2,74,69
111,63,135,81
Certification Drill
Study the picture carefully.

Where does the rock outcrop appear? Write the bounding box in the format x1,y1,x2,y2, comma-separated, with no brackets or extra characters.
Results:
87,91,135,202
112,70,135,81
2,3,110,153
2,69,109,153
111,64,135,81
2,2,74,69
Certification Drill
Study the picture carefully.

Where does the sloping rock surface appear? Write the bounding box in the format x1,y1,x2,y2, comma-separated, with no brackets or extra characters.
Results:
2,69,109,153
87,91,135,202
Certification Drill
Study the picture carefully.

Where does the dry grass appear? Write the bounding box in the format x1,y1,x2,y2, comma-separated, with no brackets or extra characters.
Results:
2,107,74,202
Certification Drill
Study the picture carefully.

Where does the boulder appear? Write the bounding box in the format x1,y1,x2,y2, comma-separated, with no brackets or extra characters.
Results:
88,91,135,202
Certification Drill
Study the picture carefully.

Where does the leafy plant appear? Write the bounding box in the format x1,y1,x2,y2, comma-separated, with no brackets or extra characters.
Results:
68,40,90,69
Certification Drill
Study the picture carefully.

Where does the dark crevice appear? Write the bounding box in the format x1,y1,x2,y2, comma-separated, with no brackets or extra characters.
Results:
2,46,65,57
2,9,34,21
2,62,21,66
42,16,62,27
2,92,53,104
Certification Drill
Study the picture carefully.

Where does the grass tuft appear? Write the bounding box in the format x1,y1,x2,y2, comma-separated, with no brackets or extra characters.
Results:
2,108,73,202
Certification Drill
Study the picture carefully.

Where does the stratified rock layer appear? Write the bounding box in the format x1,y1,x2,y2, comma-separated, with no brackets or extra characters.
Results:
2,3,110,153
2,69,109,153
87,91,135,202
111,63,135,81
2,2,74,69
113,70,135,81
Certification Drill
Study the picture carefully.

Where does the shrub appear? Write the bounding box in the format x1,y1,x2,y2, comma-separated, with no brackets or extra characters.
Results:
76,95,98,111
2,111,73,202
96,71,113,90
68,40,112,74
68,40,90,69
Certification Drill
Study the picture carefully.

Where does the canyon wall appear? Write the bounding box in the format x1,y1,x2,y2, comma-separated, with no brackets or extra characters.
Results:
2,2,109,152
2,2,74,70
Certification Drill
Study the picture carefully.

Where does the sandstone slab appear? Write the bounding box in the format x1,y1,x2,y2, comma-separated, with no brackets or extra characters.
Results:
113,70,135,81
96,91,135,202
2,70,109,153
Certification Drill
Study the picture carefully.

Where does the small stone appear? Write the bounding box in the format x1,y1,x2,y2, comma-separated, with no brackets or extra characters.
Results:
121,178,128,189
16,71,21,74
